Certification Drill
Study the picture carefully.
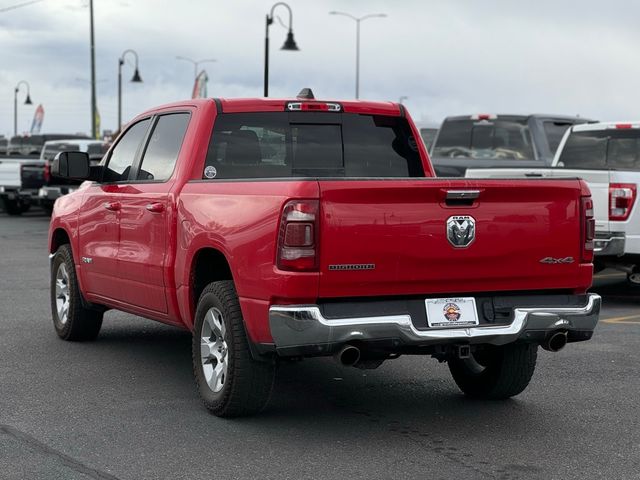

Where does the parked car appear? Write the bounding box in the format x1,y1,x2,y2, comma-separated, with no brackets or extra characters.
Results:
430,114,593,176
38,139,108,214
0,136,8,155
48,95,600,417
7,133,91,156
466,121,640,283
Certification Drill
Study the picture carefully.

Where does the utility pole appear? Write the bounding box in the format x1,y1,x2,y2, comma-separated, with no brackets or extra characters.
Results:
89,0,97,138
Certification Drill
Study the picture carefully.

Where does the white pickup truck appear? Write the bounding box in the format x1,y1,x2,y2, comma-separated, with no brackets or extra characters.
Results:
0,156,44,215
466,121,640,283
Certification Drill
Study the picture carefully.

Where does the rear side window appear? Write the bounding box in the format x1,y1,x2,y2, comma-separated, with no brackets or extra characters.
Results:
43,143,80,161
558,129,640,170
103,119,150,182
137,113,190,181
433,118,534,160
87,143,107,156
543,121,574,155
204,112,423,179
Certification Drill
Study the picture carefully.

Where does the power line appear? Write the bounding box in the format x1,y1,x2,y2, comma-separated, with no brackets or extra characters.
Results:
0,0,45,13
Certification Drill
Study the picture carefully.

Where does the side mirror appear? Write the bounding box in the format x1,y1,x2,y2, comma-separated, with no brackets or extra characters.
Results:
51,151,90,179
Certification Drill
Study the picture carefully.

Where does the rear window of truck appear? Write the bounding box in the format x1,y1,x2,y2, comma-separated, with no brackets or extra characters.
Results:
203,112,424,179
432,118,535,160
558,130,640,170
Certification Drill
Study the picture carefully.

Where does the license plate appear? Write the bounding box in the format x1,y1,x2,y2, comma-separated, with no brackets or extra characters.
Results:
425,297,479,328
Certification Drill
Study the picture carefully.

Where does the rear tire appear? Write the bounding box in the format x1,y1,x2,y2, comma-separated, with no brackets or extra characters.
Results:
448,343,537,399
627,269,640,286
3,199,24,216
50,244,103,341
192,281,275,417
41,203,54,216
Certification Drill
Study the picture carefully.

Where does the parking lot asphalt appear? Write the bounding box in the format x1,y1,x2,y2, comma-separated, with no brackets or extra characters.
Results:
0,210,639,480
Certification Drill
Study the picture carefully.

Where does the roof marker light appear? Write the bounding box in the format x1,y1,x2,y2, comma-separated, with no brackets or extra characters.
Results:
471,114,497,121
286,102,342,112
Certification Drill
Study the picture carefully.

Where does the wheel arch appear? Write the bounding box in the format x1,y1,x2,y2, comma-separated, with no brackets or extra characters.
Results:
189,247,235,323
50,227,71,254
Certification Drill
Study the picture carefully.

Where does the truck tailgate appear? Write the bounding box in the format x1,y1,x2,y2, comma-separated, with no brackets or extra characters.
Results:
0,160,22,189
466,168,610,232
318,179,591,298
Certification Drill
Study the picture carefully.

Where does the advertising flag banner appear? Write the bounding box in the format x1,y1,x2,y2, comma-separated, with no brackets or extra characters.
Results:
192,70,208,99
30,104,44,134
95,107,101,139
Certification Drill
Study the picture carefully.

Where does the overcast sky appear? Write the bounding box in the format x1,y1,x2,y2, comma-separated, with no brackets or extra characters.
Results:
1,0,640,136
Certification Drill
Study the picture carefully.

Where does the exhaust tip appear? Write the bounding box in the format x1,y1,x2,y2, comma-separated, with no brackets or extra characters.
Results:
542,331,568,352
335,345,361,367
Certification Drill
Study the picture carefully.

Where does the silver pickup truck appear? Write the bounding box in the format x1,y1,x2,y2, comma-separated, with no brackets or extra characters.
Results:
467,121,640,284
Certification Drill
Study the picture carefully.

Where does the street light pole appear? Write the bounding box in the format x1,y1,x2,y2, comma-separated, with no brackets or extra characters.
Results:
13,80,32,136
89,0,97,139
176,56,217,80
118,49,143,130
264,2,299,97
329,11,387,99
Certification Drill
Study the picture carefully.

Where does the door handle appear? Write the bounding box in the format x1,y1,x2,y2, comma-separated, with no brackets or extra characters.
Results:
145,203,165,213
103,201,121,211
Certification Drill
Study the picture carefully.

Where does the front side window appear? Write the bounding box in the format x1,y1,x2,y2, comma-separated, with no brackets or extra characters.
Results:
137,113,190,181
204,112,423,179
103,119,150,182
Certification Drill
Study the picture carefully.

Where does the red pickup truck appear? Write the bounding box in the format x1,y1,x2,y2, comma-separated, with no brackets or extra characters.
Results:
48,95,601,417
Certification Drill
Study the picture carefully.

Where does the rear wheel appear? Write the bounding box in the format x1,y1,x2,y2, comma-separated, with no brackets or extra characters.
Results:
50,244,103,341
41,202,54,216
448,343,537,399
627,268,640,285
3,199,26,215
192,281,275,417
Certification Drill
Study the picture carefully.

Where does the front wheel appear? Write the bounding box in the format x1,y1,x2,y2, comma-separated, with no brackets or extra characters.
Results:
192,281,275,417
50,244,103,341
447,343,537,399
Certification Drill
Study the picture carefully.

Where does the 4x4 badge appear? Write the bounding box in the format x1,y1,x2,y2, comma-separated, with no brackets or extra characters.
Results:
540,257,575,264
447,215,475,248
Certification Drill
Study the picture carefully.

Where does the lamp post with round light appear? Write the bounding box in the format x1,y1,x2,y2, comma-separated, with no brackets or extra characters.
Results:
264,2,299,97
118,49,143,130
329,11,387,99
14,80,33,136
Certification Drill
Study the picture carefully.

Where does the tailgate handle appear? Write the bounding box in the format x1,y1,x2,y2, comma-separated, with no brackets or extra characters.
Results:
445,190,480,207
524,172,543,177
446,190,480,200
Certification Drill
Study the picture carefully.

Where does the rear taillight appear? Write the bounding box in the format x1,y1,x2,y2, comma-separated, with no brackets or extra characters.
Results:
609,183,636,221
581,197,595,263
277,199,319,271
43,162,51,184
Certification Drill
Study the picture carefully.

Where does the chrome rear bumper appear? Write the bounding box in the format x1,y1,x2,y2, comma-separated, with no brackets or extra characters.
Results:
268,293,601,356
594,233,625,256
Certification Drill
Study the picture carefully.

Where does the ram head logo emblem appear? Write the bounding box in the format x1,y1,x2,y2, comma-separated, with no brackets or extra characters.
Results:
447,215,476,248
